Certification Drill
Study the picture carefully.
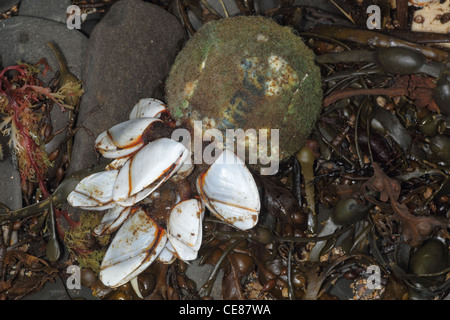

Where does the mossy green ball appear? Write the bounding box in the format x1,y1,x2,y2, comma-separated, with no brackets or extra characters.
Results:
165,16,322,163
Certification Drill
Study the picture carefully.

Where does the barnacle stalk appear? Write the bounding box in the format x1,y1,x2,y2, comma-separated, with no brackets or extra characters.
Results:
46,41,84,162
0,165,104,224
198,238,246,297
297,146,317,234
45,197,61,262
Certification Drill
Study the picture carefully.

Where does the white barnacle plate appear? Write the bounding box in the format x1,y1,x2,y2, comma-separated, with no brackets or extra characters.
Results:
95,117,162,159
129,98,168,120
104,157,129,171
93,205,133,236
100,207,167,288
67,169,118,210
167,198,204,261
157,241,177,264
197,149,260,230
113,137,190,206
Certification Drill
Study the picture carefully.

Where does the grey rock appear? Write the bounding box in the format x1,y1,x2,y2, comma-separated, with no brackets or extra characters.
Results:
186,259,223,299
255,0,277,13
19,0,72,24
327,277,354,299
68,0,187,174
206,0,240,18
0,16,87,84
21,277,70,300
22,276,99,300
0,135,21,211
80,18,101,37
0,0,20,13
79,5,111,38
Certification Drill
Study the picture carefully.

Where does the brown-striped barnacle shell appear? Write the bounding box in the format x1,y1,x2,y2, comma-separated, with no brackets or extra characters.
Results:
196,149,260,230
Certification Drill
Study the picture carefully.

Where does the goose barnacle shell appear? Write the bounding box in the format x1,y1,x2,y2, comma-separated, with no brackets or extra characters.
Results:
113,137,191,206
129,98,169,120
167,198,204,261
99,207,167,288
196,149,260,230
95,117,162,159
67,169,118,210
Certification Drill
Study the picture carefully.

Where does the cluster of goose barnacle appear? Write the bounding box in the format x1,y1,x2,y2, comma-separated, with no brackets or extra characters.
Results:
67,98,260,289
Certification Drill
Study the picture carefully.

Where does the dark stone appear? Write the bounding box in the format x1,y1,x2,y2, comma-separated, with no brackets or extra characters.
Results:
79,5,111,38
80,18,101,38
0,135,21,211
0,16,86,80
19,0,72,24
0,0,20,13
21,275,99,300
68,0,187,174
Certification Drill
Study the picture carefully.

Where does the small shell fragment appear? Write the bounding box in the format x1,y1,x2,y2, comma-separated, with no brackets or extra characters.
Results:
130,276,143,299
157,241,177,264
105,157,129,171
93,205,133,236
